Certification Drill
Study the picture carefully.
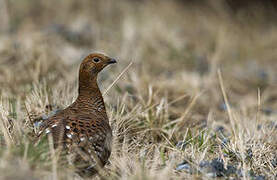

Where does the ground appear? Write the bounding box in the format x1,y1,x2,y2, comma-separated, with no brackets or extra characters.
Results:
0,0,277,179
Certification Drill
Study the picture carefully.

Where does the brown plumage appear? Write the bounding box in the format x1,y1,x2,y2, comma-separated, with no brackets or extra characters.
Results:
38,53,116,176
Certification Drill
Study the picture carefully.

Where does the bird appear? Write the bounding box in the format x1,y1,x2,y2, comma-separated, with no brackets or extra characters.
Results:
37,53,116,176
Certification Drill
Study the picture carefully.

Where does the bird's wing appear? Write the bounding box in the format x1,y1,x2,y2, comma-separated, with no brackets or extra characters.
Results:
36,112,67,147
64,114,112,166
36,111,112,168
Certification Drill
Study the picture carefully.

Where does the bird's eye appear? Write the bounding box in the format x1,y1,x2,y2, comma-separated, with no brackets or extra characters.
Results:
93,58,100,63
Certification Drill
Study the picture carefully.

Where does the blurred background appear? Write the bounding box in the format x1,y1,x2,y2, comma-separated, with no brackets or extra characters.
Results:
0,0,276,117
0,0,277,179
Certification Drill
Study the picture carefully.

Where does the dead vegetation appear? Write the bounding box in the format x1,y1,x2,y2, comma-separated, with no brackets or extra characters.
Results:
0,0,276,179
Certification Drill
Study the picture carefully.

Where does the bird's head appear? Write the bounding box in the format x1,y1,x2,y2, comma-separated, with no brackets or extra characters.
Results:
79,53,117,83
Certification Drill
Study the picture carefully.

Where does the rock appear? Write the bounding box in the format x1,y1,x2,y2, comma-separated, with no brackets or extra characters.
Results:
199,158,225,177
225,165,237,176
210,158,225,177
176,161,191,173
255,175,266,180
199,160,210,168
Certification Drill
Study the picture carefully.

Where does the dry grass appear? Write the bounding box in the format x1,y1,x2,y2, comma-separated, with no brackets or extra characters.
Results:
0,0,277,179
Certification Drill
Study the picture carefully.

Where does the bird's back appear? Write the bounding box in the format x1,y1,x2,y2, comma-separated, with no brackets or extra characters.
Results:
38,100,112,176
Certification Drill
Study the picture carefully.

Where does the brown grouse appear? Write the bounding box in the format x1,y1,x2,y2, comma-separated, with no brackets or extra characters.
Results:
38,53,116,176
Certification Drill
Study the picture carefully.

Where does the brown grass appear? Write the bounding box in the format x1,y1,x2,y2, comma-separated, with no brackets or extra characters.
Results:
0,0,276,179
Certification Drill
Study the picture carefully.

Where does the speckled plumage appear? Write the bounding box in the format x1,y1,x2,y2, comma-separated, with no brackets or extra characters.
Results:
38,53,116,176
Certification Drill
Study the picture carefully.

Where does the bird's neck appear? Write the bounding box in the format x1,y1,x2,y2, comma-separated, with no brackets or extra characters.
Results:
78,77,99,94
76,77,106,113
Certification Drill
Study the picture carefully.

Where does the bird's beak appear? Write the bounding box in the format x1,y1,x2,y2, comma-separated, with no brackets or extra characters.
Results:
107,58,117,64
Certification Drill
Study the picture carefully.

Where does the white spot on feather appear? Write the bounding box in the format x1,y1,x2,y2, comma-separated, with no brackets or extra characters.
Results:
80,137,85,141
66,133,72,139
45,128,50,134
51,124,57,128
65,125,70,130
